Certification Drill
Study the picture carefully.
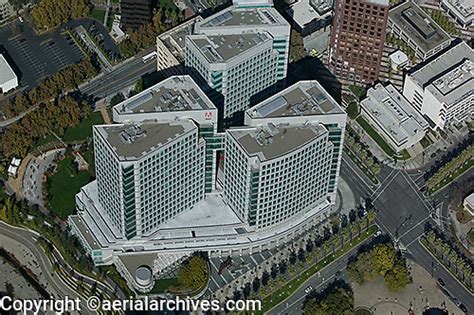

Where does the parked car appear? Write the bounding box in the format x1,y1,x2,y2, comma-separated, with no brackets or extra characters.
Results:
304,286,313,294
437,278,445,287
459,303,468,313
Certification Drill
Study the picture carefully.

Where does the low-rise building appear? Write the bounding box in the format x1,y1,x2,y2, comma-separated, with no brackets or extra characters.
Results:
156,16,202,76
360,83,429,152
388,1,452,61
441,0,473,29
389,50,409,70
0,54,18,94
403,41,474,130
0,0,14,24
284,0,332,36
463,193,474,216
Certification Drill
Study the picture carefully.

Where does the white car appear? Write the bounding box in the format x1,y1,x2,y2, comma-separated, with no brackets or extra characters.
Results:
374,231,382,237
304,286,313,294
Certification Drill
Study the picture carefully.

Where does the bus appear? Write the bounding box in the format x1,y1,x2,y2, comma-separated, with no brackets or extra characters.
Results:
142,51,157,63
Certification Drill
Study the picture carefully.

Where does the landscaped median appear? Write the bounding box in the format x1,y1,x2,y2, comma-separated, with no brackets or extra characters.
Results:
260,225,378,314
420,229,473,293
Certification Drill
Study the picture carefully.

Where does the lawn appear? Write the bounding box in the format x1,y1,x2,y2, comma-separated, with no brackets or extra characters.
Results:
356,117,396,157
90,8,106,23
349,85,367,100
62,112,104,143
420,135,433,149
47,149,94,218
150,278,179,293
398,149,411,160
260,225,377,314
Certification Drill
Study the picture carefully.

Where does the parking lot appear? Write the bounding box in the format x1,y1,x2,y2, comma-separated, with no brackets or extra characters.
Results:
0,20,85,89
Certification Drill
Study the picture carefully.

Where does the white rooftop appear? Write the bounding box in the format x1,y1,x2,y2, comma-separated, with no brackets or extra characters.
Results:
442,0,473,24
285,0,331,29
389,50,409,65
0,54,17,86
361,84,428,144
410,41,474,105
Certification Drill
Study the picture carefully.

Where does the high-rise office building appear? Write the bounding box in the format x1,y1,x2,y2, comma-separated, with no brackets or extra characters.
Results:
224,123,333,229
0,0,14,24
120,0,154,31
328,0,389,85
185,5,290,119
93,120,206,239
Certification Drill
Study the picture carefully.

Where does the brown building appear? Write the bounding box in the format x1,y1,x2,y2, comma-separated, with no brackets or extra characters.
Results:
120,0,154,31
328,0,389,85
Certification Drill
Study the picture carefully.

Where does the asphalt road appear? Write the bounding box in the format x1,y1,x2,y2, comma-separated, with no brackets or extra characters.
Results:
0,222,79,300
80,52,157,99
269,238,372,315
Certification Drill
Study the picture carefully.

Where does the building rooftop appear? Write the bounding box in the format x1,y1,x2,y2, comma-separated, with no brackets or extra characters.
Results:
96,121,196,160
442,0,473,24
158,16,202,60
114,75,215,115
285,0,332,29
389,2,451,53
247,81,344,118
198,6,288,29
229,123,327,161
361,84,428,144
188,32,271,63
0,54,17,85
410,41,474,105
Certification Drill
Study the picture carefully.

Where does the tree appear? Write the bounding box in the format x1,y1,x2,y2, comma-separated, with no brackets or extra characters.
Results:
303,282,354,315
270,264,278,279
372,243,396,275
252,277,260,293
262,271,270,286
289,30,306,62
289,251,297,265
298,248,305,262
32,0,90,31
384,257,412,291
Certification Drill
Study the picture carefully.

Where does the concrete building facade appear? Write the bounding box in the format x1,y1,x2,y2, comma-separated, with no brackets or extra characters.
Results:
0,54,18,94
360,83,429,152
403,41,474,130
0,0,14,24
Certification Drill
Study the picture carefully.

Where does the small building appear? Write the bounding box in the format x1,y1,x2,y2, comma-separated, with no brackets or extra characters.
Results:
0,54,18,94
109,15,126,43
360,83,429,152
284,0,332,36
389,50,409,70
441,0,473,29
0,0,14,24
388,1,452,61
463,193,474,216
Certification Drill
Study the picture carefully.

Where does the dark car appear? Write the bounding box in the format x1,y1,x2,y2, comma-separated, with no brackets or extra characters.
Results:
437,278,445,287
459,303,468,313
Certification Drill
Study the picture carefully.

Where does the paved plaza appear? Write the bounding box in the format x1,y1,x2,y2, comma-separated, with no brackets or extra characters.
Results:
354,260,463,315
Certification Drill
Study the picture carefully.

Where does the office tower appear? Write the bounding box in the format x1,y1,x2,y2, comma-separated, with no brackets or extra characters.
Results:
120,0,153,31
93,120,205,239
224,123,333,229
0,0,14,24
244,80,347,204
185,5,290,119
328,0,389,85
